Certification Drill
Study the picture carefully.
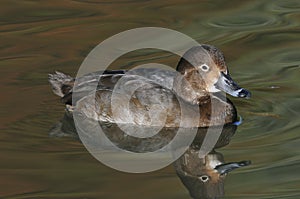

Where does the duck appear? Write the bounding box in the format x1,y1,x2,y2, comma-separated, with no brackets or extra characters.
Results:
49,44,250,128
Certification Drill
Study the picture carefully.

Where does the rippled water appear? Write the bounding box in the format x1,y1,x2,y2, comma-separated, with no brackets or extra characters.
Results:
1,0,299,198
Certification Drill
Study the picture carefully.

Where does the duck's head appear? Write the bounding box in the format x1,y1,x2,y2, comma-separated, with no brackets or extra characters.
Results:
175,150,251,199
173,45,251,104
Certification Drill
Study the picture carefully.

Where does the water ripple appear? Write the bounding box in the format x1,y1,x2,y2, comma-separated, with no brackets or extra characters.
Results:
268,0,300,13
207,14,278,29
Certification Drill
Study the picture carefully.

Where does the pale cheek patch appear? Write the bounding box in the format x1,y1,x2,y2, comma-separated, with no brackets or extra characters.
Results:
209,84,221,93
207,76,221,93
207,156,223,173
209,159,223,170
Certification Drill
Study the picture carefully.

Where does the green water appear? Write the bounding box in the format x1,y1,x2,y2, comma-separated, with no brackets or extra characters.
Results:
1,0,299,198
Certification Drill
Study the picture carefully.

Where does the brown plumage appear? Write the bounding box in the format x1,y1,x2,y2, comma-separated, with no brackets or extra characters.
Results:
49,44,250,127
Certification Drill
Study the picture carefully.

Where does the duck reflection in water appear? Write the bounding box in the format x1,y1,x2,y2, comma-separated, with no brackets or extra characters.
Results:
174,124,251,199
50,116,251,199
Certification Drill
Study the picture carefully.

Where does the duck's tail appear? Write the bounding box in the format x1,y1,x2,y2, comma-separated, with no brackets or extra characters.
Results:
48,71,74,98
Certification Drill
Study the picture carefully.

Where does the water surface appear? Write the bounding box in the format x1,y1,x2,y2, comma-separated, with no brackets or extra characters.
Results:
1,0,299,198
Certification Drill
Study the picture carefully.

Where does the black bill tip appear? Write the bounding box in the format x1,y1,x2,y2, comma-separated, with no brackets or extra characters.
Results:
237,160,252,167
238,88,251,99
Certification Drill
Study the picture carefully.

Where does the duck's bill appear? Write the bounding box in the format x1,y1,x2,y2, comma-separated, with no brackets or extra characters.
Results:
215,160,251,175
215,72,251,98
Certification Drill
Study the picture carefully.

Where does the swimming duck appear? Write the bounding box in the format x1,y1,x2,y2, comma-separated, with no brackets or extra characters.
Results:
49,44,250,127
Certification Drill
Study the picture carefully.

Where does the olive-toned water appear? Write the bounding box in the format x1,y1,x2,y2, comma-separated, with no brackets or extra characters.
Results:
1,0,299,198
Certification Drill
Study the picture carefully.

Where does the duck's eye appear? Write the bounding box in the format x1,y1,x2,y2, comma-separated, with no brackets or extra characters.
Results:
200,64,209,72
198,175,210,182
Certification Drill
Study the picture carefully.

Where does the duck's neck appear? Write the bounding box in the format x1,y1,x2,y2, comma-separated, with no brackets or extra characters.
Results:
172,72,210,105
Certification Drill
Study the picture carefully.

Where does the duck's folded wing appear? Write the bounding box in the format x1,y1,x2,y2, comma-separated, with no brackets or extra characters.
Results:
126,68,175,90
62,70,127,105
49,68,176,105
